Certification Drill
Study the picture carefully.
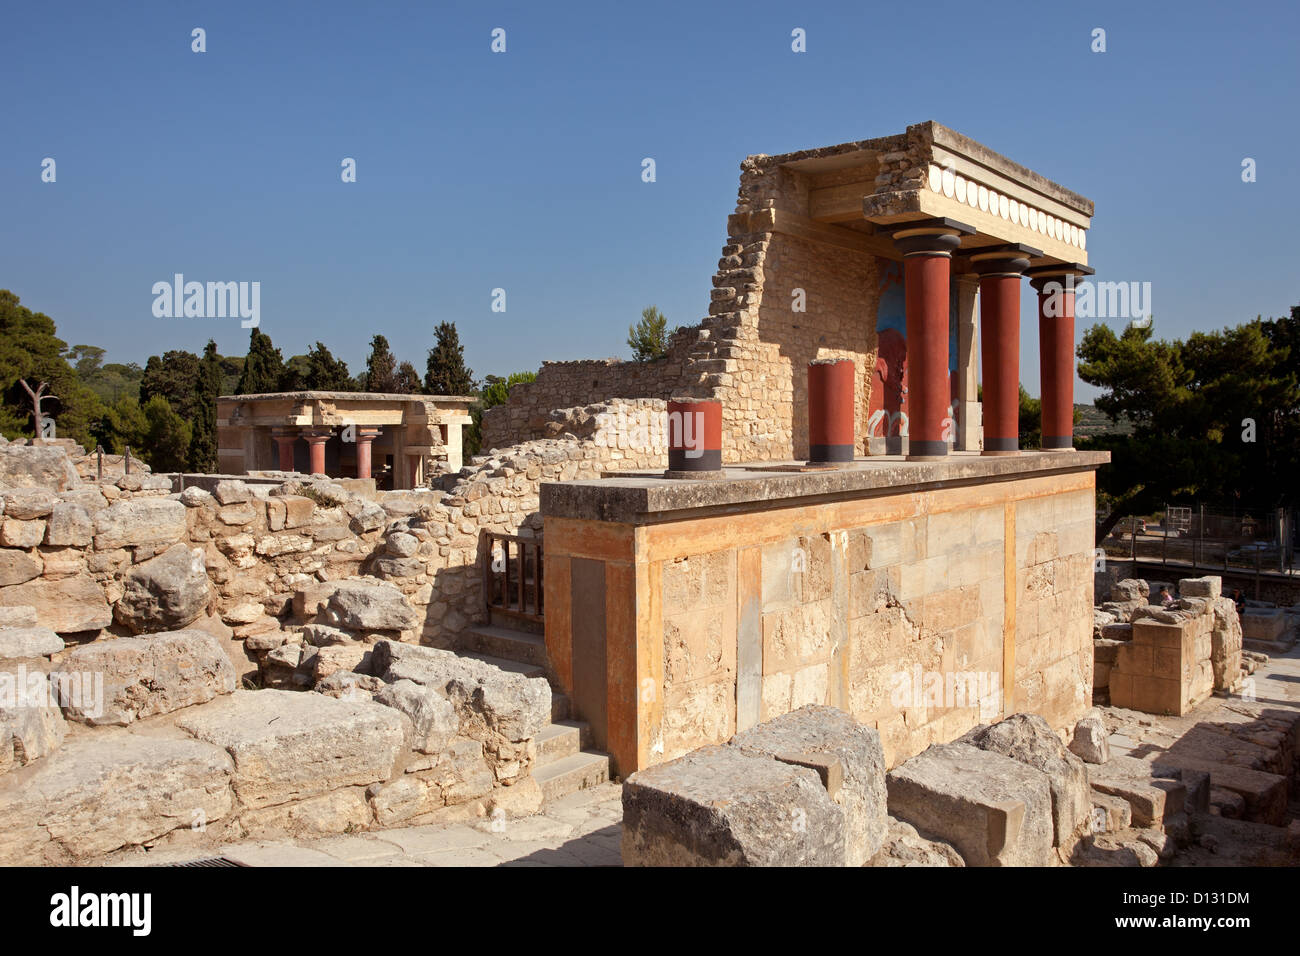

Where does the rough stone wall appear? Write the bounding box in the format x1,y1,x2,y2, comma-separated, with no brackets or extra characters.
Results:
650,480,1097,769
0,405,667,658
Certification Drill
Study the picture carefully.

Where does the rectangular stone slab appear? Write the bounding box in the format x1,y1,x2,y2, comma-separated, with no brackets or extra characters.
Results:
176,689,410,809
885,742,1055,866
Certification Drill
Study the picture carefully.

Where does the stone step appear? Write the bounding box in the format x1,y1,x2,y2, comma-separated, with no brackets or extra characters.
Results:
459,652,545,680
534,750,611,803
464,624,548,667
550,691,571,723
535,720,591,767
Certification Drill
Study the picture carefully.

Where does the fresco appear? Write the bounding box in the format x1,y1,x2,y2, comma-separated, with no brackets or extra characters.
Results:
867,257,959,447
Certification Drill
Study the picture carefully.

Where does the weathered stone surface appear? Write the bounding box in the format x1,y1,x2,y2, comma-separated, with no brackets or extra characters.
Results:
372,640,549,742
1209,597,1243,690
886,742,1055,866
0,606,38,629
962,713,1090,847
175,689,410,809
1,518,45,548
315,671,386,700
0,549,42,587
221,602,265,625
52,629,237,726
302,623,353,646
3,488,55,520
1069,714,1111,764
213,479,251,505
0,626,63,660
729,704,887,865
374,679,458,754
1179,576,1221,599
0,669,66,774
311,643,371,682
115,543,210,634
623,745,845,866
179,486,213,507
1111,579,1148,603
92,499,187,550
867,816,965,867
0,732,233,863
0,445,81,491
44,502,92,547
322,581,418,632
1087,755,1186,828
0,572,111,633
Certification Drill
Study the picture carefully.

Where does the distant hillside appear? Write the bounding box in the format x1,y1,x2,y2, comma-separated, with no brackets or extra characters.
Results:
1075,403,1134,437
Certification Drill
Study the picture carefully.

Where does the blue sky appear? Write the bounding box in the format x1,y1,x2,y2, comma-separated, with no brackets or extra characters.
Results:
4,0,1297,401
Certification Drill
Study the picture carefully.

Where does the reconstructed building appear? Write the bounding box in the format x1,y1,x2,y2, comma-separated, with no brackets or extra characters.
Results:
511,121,1109,775
216,391,475,487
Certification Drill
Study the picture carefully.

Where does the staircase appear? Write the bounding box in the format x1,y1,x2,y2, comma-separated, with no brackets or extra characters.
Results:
461,620,611,802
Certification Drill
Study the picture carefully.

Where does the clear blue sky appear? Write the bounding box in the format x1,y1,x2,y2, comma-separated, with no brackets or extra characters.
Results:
4,0,1297,401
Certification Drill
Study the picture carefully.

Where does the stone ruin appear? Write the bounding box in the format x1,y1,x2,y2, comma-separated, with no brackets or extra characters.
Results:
0,418,665,864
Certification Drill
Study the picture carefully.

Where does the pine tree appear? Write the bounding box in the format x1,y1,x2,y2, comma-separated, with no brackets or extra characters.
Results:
363,335,398,392
394,361,422,393
186,340,223,472
627,305,669,361
235,329,285,395
424,321,475,395
304,342,353,390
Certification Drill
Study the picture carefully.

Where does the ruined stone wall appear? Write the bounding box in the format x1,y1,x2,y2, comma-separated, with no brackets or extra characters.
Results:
0,404,667,661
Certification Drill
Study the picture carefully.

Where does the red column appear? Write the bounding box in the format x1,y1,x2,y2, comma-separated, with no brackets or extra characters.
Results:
1028,265,1093,450
665,398,722,475
973,248,1034,455
894,224,968,460
355,427,382,479
271,428,297,472
303,430,332,476
807,359,855,463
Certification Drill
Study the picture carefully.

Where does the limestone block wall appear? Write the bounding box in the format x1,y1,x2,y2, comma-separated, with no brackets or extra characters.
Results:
544,465,1100,774
1110,613,1214,716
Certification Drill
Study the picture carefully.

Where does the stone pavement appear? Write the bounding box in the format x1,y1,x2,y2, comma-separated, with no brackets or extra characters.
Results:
130,781,626,867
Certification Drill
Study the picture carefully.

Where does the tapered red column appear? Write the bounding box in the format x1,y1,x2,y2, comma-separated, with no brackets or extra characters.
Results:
355,426,382,479
271,428,298,472
1028,264,1094,450
972,245,1037,456
303,429,332,476
892,220,971,460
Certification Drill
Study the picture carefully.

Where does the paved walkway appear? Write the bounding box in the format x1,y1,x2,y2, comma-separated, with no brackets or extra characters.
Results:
209,782,625,867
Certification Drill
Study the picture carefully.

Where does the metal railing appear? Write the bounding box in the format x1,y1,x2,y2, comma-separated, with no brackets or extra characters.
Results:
482,531,543,624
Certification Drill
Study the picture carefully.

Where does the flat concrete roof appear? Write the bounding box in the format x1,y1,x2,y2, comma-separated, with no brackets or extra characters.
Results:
541,450,1110,524
219,391,475,404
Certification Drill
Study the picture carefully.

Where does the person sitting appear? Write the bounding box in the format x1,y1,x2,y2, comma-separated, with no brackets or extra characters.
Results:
1232,588,1246,615
1159,586,1176,606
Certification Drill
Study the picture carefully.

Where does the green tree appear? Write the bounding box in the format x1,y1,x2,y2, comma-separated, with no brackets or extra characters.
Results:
627,305,669,361
466,370,536,456
186,340,223,472
0,290,102,446
424,322,475,395
394,360,422,393
1077,309,1300,543
138,395,192,471
304,342,353,390
363,335,399,392
140,350,202,418
235,329,285,395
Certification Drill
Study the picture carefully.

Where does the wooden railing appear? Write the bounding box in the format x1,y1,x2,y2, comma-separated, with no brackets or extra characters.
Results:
482,532,543,624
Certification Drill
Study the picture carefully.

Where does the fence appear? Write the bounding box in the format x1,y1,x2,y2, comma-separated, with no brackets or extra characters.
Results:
1102,502,1296,599
481,531,544,625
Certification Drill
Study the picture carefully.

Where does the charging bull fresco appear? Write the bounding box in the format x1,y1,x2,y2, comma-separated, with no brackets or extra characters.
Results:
867,258,960,453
